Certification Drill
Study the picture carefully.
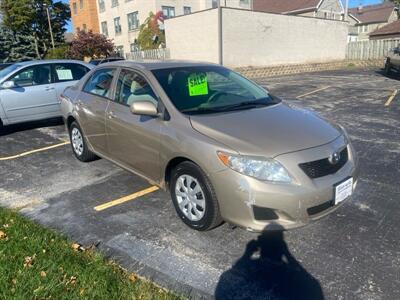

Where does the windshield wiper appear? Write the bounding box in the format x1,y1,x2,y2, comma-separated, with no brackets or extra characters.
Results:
181,99,275,115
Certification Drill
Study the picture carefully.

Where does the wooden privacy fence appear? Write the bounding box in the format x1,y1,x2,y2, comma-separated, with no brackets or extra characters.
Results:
125,48,170,61
346,38,400,60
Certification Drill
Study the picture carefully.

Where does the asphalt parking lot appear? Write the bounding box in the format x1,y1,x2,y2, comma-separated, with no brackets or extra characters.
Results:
1,68,399,299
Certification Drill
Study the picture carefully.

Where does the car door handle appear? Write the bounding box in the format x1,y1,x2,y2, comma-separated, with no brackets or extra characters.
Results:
45,87,55,91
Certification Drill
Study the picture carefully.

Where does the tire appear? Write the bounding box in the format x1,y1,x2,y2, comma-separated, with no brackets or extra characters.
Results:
385,60,392,75
68,121,97,162
170,161,223,231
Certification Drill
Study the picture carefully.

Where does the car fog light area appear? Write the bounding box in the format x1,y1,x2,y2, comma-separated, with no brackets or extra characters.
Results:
217,152,292,183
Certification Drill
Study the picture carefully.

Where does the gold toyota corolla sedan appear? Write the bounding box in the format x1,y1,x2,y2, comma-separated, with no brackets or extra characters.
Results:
61,61,359,232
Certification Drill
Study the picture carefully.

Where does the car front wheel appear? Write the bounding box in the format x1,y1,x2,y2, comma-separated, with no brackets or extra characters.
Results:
69,121,97,162
170,161,223,231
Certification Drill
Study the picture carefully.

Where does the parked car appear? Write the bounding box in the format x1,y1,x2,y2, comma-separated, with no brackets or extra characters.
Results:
385,46,400,74
89,57,125,66
0,63,14,71
61,61,359,231
0,60,93,127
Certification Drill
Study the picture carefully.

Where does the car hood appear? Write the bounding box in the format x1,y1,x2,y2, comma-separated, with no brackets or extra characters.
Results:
189,103,341,157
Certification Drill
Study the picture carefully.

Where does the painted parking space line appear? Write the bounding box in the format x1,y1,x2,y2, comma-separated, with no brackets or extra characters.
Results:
94,186,160,212
0,141,70,161
385,89,398,107
296,86,331,99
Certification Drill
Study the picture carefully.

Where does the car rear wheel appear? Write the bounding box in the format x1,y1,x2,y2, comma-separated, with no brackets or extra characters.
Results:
69,121,97,162
170,161,223,231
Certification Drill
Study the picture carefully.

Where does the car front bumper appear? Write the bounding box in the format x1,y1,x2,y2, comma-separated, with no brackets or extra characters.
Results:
210,135,359,232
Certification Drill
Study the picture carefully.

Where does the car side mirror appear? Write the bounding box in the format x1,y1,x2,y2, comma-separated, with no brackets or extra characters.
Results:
130,101,158,117
2,80,16,89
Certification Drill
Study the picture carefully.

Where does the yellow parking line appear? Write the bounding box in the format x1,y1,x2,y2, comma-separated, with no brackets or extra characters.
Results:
0,141,70,161
297,86,331,99
94,186,159,212
385,89,398,107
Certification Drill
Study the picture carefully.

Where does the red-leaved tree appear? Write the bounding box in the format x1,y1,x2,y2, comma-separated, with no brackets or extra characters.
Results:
67,30,115,60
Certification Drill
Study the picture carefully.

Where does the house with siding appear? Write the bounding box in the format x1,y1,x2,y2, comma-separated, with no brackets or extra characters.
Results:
348,3,398,41
252,0,344,20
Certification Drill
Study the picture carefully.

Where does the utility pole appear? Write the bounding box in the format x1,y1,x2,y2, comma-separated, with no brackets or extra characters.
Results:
45,4,55,49
217,0,223,65
344,0,349,21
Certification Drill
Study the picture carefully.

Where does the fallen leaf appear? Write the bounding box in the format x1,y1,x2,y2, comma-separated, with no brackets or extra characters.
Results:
40,271,47,278
3,224,9,228
71,243,85,252
0,230,7,240
66,276,77,285
23,256,34,268
80,288,85,296
11,278,17,285
128,274,137,282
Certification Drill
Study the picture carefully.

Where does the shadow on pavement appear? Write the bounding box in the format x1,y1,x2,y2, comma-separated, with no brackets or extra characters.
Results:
0,117,63,136
215,224,324,300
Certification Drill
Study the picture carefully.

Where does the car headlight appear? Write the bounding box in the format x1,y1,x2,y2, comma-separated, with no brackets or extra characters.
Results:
217,152,292,183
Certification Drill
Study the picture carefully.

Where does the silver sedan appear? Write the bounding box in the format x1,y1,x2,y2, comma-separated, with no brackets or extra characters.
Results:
0,60,92,127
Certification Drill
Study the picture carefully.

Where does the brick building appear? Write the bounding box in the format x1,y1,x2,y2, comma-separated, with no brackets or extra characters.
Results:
70,0,100,33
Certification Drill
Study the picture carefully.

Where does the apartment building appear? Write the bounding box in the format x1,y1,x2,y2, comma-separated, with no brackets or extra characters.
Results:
70,0,100,33
97,0,251,55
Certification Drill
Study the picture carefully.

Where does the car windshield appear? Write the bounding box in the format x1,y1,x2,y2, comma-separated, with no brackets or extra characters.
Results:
152,66,279,114
0,64,20,80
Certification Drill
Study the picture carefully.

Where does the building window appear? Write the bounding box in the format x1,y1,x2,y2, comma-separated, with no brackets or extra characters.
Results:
82,24,87,31
111,0,119,7
98,0,105,13
101,21,108,36
79,0,84,9
116,46,124,57
212,0,218,8
72,2,77,15
76,27,80,32
127,11,139,31
162,6,175,19
363,25,369,33
114,17,122,34
183,6,191,15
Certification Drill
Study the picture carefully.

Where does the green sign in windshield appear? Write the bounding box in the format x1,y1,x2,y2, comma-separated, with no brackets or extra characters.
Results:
188,73,208,96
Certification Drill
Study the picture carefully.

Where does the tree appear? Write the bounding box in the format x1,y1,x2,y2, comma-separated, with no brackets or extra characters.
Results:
45,44,69,59
386,0,400,18
0,25,37,62
67,30,115,60
137,12,165,50
0,0,70,60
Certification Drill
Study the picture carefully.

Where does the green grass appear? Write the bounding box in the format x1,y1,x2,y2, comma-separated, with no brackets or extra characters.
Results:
0,207,180,300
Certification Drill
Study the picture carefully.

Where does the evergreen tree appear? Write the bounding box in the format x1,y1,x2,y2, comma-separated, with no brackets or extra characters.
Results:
0,0,70,60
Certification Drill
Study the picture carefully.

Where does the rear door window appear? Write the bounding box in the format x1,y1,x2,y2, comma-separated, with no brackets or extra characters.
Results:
83,68,115,98
53,63,90,82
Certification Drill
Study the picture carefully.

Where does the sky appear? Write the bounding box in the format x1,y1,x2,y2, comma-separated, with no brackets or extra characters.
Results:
61,0,385,33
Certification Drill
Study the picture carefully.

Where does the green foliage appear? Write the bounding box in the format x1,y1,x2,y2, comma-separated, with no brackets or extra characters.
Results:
0,25,37,62
137,12,165,50
0,0,70,60
0,207,180,299
45,45,69,59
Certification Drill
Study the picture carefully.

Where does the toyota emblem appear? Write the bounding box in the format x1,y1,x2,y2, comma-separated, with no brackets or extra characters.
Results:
329,151,341,165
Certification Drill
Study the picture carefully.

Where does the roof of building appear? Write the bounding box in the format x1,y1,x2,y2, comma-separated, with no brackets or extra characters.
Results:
369,19,400,37
349,3,396,24
253,0,320,14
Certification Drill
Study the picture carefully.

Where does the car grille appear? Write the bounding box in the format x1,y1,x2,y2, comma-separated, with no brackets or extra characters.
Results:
299,147,348,179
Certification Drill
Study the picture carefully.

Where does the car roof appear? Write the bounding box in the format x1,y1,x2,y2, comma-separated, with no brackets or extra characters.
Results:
101,60,221,71
13,59,90,67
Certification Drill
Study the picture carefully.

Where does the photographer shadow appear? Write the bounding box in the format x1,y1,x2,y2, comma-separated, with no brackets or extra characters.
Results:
215,224,324,300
